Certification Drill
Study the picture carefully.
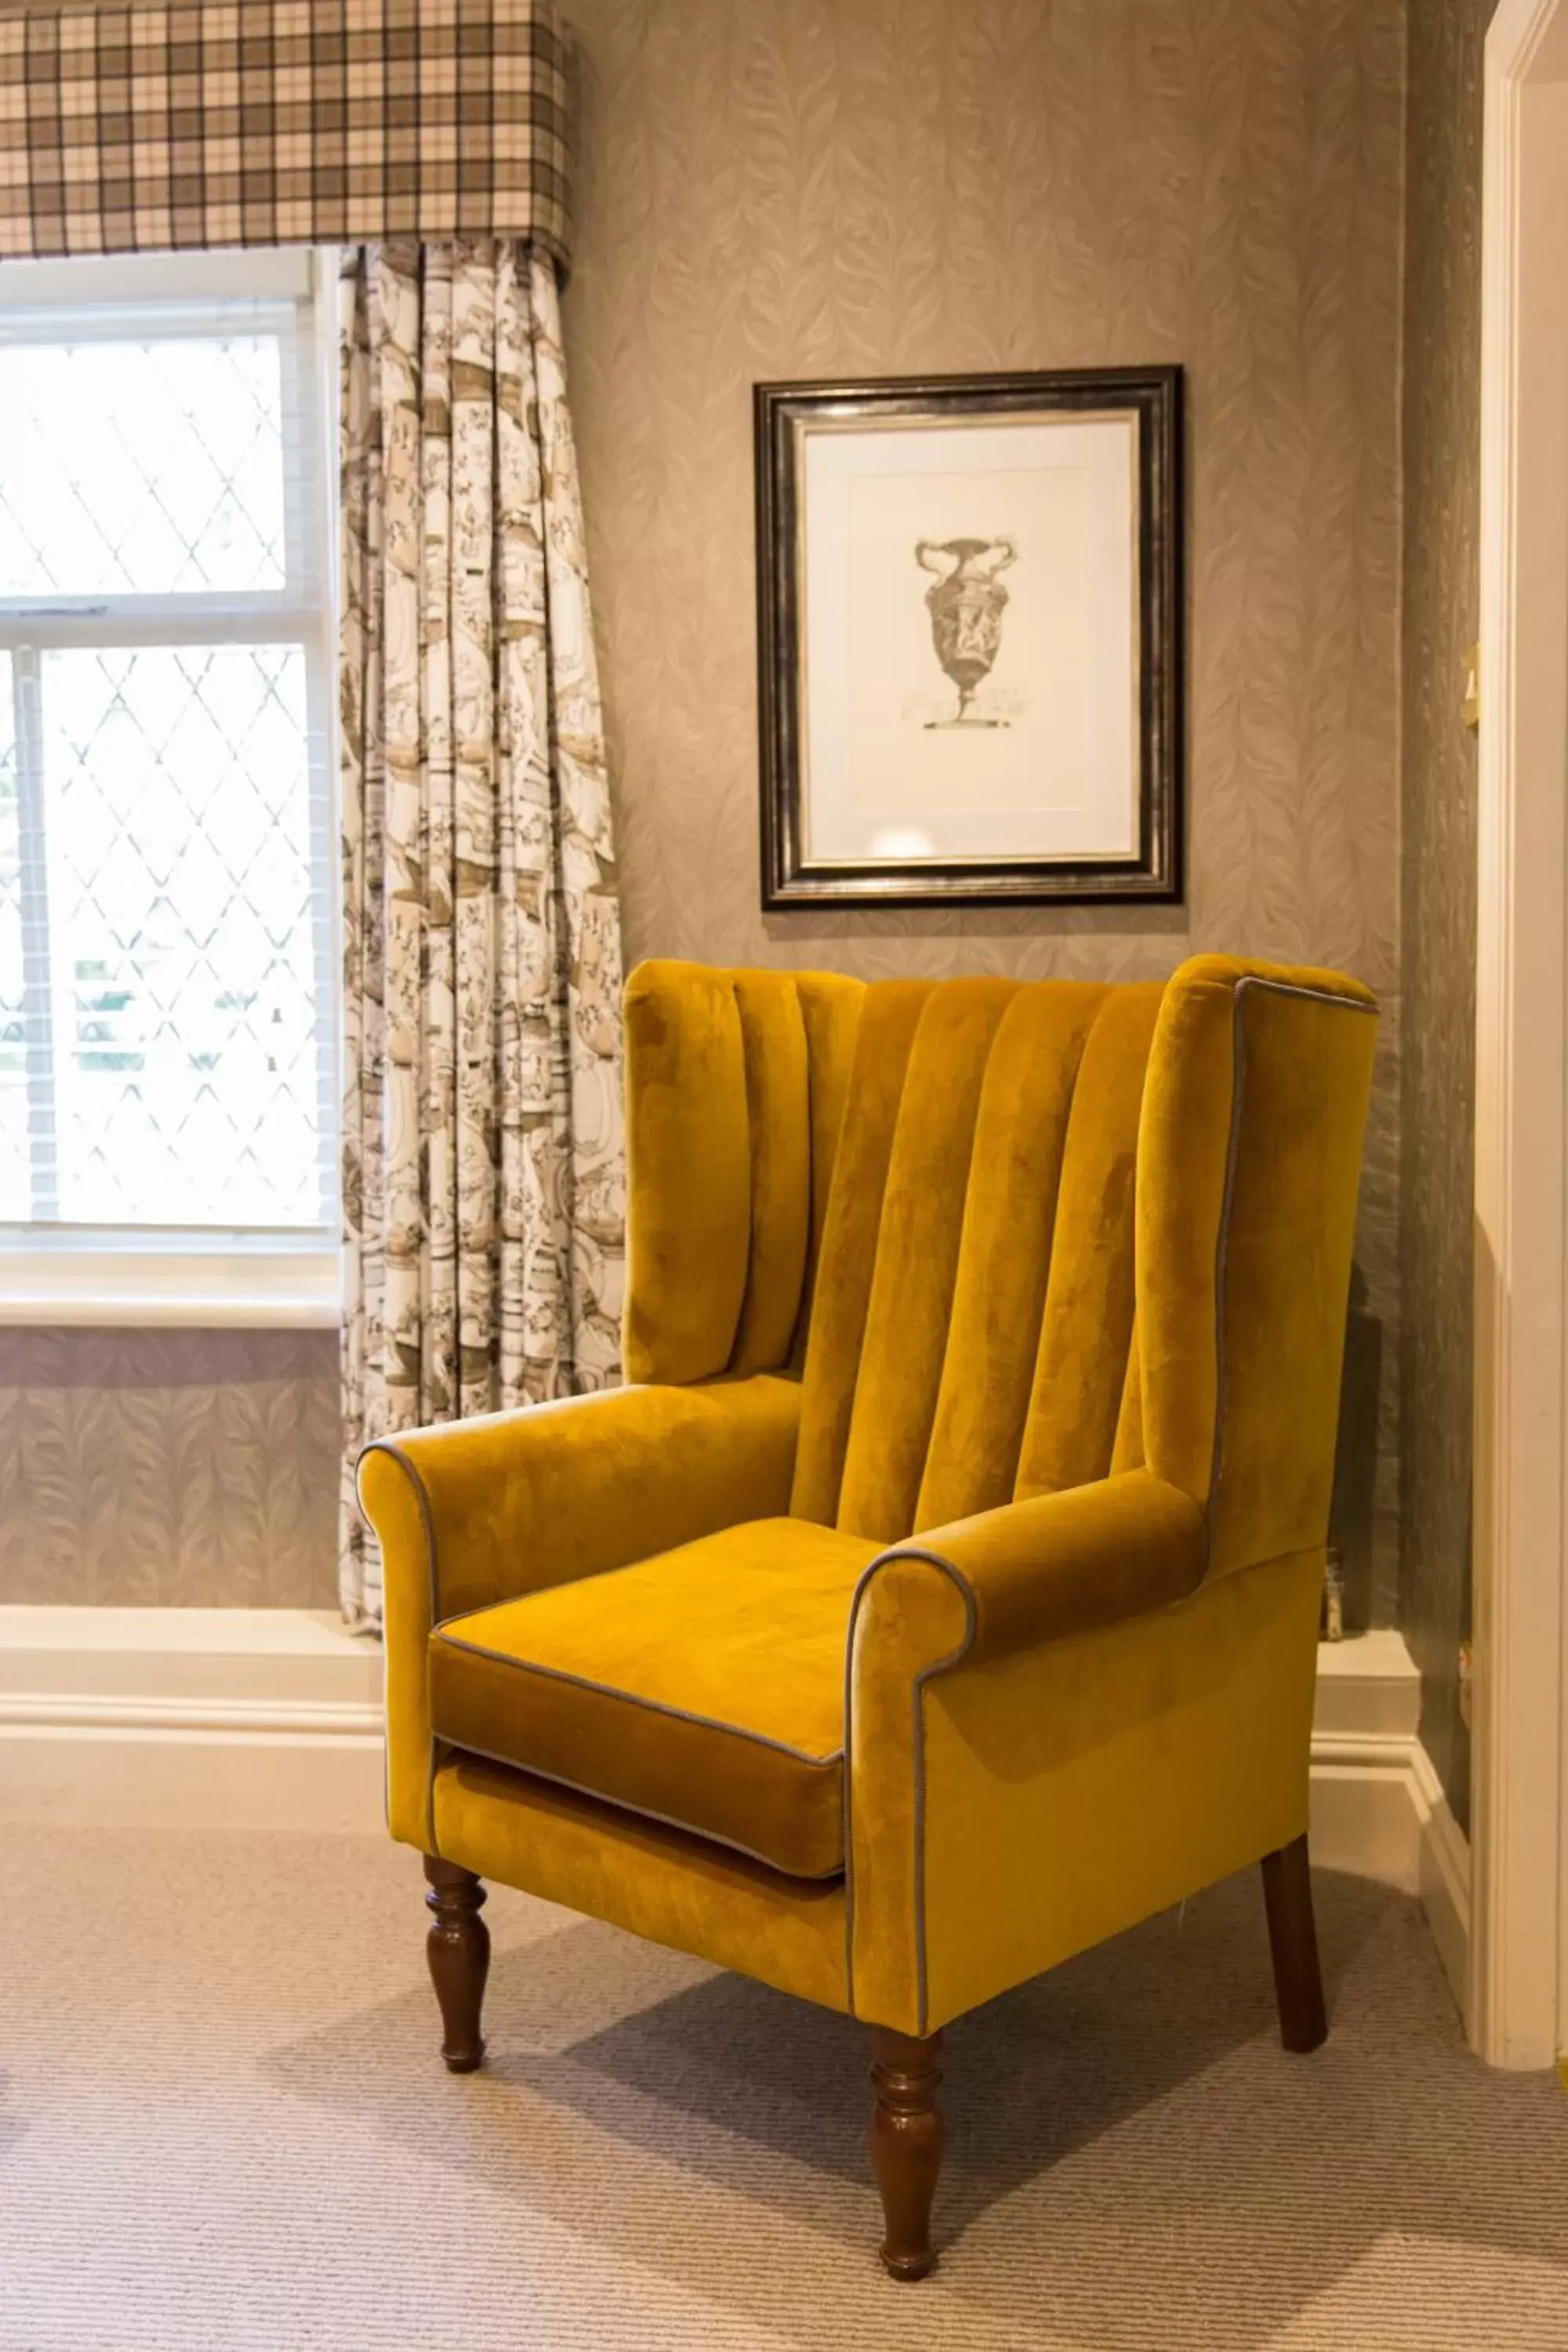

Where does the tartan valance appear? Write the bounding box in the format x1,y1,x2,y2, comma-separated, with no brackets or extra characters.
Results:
0,1,571,265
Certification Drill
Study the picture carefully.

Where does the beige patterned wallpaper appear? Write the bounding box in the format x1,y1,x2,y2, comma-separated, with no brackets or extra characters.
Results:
0,1330,339,1607
1,0,1407,1616
1399,0,1492,1830
564,0,1406,1621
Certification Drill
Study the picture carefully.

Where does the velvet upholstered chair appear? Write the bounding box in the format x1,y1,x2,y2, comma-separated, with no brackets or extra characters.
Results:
358,953,1377,2280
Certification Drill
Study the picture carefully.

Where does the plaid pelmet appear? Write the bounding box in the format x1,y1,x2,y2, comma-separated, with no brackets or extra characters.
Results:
0,0,572,263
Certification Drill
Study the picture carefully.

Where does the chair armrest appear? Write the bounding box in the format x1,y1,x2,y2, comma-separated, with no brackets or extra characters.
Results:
358,1370,800,1627
845,1469,1210,2033
358,1373,800,1849
849,1469,1208,1684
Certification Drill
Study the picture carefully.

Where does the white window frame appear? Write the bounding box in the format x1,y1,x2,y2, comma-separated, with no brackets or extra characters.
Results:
0,246,340,1327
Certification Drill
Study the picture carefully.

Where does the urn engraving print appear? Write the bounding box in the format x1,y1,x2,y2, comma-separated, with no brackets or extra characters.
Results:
915,536,1018,729
756,370,1183,907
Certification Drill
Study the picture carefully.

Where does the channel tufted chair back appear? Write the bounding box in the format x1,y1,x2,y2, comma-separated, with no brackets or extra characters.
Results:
361,949,1377,2282
623,955,1374,1582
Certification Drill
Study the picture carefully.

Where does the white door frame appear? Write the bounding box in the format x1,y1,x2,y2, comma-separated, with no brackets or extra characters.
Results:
1472,0,1568,2069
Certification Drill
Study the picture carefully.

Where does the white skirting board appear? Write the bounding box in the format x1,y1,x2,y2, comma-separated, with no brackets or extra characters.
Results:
1306,1627,1471,2023
0,1606,387,1836
0,1607,1469,2019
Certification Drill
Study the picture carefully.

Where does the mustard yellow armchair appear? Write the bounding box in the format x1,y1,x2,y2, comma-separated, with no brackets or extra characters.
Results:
358,953,1376,2280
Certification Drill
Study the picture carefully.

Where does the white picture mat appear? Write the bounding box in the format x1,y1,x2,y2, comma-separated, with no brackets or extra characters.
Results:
797,410,1141,865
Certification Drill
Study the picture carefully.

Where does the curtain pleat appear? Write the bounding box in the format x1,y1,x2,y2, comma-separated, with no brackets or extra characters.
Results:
338,239,625,1629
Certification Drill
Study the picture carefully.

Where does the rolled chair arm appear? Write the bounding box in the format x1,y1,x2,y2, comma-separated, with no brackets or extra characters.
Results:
845,1469,1210,2033
358,1371,801,1626
849,1469,1209,1684
358,1372,801,1848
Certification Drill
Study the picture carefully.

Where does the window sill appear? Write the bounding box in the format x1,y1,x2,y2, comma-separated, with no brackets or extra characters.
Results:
0,1236,341,1330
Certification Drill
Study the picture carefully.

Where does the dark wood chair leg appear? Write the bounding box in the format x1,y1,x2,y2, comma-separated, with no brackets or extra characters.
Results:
423,1855,490,2073
1261,1831,1328,2053
869,2025,944,2281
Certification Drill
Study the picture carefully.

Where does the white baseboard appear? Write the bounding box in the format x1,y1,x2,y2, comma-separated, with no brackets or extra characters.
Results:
1413,1740,1473,2023
1301,1626,1471,2024
1307,1624,1423,1877
0,1606,385,1832
0,1611,1470,2012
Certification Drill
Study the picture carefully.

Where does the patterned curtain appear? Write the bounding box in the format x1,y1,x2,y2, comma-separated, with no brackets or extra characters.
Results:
1,2,572,265
338,239,625,1628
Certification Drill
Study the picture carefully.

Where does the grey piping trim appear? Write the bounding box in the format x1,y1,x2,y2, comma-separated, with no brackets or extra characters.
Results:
357,1437,445,1859
358,1437,442,1624
425,1742,446,1857
433,1626,844,1768
1207,977,1379,1546
430,1734,848,1882
841,1543,978,2034
1232,978,1379,1016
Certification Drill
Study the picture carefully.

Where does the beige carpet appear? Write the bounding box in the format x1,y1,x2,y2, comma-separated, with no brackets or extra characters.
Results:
4,1825,1568,2350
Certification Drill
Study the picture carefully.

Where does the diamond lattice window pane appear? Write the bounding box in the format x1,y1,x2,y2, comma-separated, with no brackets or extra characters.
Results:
0,656,25,1221
42,645,329,1228
0,338,287,598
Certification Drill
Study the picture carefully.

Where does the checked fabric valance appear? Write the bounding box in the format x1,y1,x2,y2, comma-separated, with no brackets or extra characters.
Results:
0,0,572,265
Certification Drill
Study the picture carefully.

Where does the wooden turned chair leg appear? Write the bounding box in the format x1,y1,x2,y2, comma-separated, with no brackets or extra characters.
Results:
423,1855,490,2073
869,2025,945,2281
1261,1831,1328,2053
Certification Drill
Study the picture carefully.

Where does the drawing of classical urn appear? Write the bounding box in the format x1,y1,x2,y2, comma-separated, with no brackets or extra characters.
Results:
914,535,1018,727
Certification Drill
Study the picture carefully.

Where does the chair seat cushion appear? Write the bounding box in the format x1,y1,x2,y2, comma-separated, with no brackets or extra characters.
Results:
428,1516,883,1878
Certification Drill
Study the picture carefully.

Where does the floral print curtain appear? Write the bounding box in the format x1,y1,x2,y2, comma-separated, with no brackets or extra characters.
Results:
339,239,625,1628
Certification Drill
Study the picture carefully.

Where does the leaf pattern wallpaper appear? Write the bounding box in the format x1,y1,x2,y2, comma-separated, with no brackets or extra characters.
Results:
3,0,1477,1651
0,1331,339,1608
1399,0,1493,1829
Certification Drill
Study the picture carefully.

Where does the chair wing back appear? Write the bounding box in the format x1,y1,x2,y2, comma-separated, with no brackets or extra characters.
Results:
621,960,866,1386
622,955,1376,1577
1134,955,1377,1577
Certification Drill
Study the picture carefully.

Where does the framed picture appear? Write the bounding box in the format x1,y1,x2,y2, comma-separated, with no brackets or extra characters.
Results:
754,366,1183,908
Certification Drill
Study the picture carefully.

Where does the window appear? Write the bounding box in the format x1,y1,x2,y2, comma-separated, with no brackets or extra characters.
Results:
0,250,337,1323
